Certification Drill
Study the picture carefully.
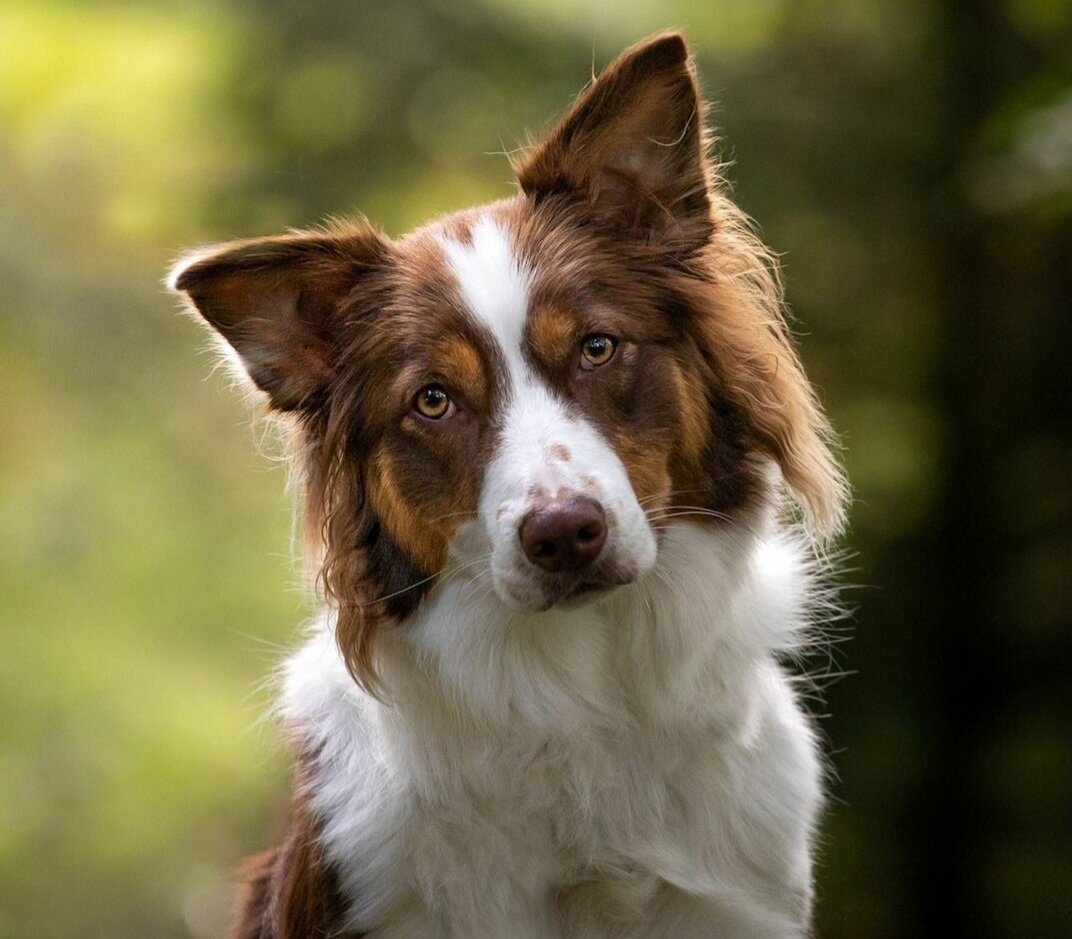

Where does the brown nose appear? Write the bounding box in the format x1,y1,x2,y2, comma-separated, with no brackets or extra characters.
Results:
519,496,607,572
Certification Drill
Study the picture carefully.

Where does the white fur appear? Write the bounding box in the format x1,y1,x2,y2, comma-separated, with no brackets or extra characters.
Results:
275,215,824,937
166,246,216,293
281,522,822,938
440,217,531,383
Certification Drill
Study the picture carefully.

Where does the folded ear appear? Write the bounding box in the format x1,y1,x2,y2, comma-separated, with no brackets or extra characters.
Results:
514,32,711,252
168,223,390,411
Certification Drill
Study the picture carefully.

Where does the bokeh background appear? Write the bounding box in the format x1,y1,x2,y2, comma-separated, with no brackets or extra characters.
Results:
2,1,1070,937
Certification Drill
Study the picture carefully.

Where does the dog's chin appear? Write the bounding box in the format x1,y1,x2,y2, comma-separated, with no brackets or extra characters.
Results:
497,567,637,614
552,579,628,611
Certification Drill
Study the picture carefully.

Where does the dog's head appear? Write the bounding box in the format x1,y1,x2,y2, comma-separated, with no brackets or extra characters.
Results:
170,33,846,688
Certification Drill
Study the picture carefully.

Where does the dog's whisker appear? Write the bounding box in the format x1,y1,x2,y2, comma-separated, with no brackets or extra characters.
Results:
355,553,492,609
460,567,495,605
637,487,710,506
427,509,480,524
354,572,444,608
646,508,734,524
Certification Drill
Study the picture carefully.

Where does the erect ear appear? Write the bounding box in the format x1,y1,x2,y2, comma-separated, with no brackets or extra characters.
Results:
168,223,390,411
514,32,711,252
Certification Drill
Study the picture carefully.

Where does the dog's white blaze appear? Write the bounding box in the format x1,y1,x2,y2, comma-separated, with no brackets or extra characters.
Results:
439,215,656,609
440,216,531,384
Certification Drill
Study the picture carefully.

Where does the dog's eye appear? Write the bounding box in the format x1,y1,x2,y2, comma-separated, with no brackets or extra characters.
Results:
580,334,617,368
414,384,452,420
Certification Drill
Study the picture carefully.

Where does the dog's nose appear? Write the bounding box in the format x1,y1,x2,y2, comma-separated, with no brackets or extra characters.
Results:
519,496,607,572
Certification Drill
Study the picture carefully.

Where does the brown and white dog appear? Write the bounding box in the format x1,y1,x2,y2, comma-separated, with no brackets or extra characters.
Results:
170,32,847,939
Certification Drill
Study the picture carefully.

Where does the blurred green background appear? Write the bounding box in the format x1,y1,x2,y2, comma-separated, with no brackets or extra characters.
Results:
1,1,1070,937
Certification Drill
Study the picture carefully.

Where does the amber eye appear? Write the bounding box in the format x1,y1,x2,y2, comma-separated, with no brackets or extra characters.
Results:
414,384,452,419
580,334,617,368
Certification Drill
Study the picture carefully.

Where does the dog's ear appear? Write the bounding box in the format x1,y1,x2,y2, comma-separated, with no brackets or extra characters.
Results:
514,32,711,252
169,223,391,412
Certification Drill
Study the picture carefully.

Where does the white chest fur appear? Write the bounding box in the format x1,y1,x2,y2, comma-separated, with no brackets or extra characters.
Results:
279,521,824,938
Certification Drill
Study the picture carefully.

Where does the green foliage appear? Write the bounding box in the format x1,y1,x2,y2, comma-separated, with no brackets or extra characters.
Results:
1,1,1069,937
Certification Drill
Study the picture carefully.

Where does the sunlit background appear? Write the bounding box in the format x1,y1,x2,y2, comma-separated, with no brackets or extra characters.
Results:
2,1,1070,937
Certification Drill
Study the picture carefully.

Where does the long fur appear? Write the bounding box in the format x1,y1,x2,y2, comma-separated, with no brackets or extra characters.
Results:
169,31,848,939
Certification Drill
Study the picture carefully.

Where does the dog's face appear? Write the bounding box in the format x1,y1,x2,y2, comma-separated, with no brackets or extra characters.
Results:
171,33,846,684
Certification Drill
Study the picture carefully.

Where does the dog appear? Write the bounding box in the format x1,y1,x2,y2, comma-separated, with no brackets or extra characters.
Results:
169,31,847,939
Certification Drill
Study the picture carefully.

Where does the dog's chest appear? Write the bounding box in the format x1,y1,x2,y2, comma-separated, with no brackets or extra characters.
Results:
503,718,742,850
376,598,761,873
280,527,818,932
368,661,764,894
309,674,782,939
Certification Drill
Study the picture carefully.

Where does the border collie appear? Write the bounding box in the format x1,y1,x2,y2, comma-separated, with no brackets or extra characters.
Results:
169,31,847,939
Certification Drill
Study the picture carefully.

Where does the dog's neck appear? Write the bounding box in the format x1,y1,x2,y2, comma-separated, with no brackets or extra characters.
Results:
282,515,813,753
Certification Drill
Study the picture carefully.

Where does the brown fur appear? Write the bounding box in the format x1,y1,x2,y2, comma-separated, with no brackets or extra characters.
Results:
231,783,352,939
513,32,712,253
511,32,847,536
174,33,847,687
611,431,673,512
680,210,848,536
529,304,580,365
668,355,710,467
434,335,489,406
366,446,450,573
171,32,848,931
173,224,392,412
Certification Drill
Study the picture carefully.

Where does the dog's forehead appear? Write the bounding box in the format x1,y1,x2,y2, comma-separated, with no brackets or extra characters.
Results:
436,213,532,374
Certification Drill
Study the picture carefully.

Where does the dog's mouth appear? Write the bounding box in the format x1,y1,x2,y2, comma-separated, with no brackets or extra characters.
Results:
567,581,607,599
533,570,635,611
